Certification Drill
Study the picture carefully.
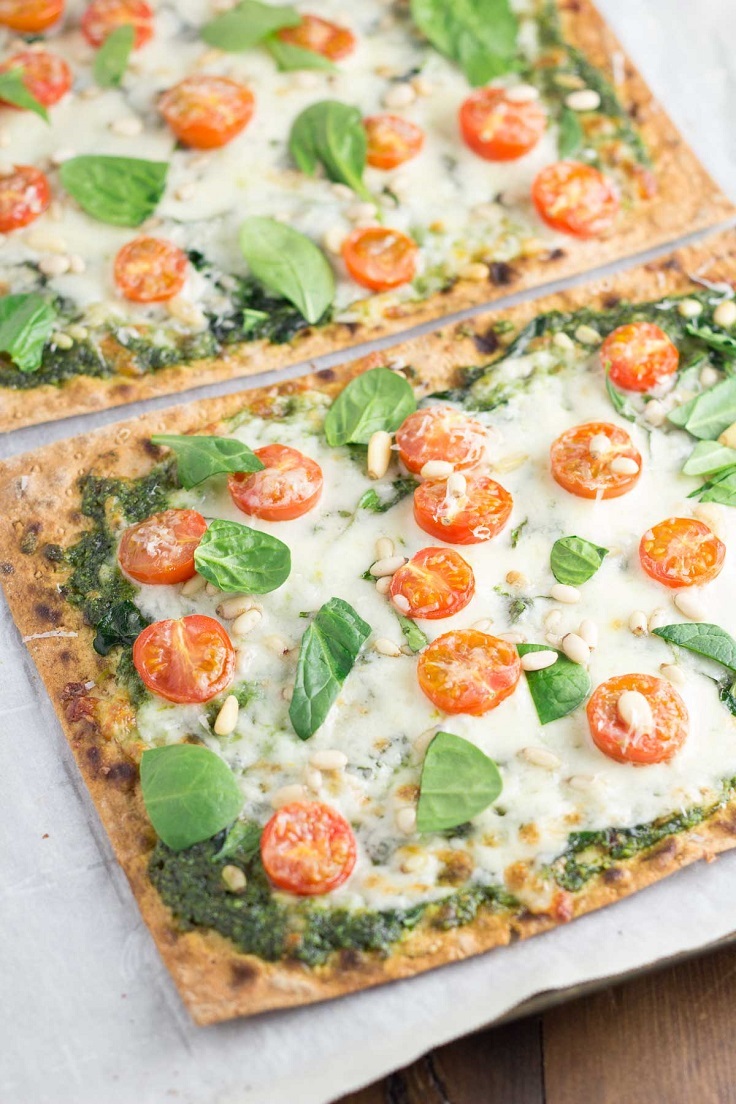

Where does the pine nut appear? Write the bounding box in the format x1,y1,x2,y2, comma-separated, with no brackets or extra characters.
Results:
588,433,611,457
25,230,68,253
304,767,322,792
383,82,416,109
519,746,561,769
714,300,736,328
544,609,563,631
221,865,247,892
205,582,220,597
578,619,598,648
616,689,653,734
565,89,601,110
51,331,73,349
309,749,348,771
411,75,433,97
110,115,143,137
520,650,557,671
447,472,467,497
401,853,426,873
497,631,526,644
490,452,528,474
574,324,602,345
553,332,575,350
323,225,345,254
677,298,703,318
561,633,590,665
271,784,307,808
545,632,561,646
218,595,257,620
235,648,250,676
648,608,668,633
674,591,706,620
505,83,539,102
660,663,685,685
413,727,437,755
367,430,393,479
550,583,581,604
393,594,411,613
506,570,528,588
265,633,291,654
66,323,88,341
459,262,488,282
181,573,206,596
609,456,640,476
718,422,736,449
472,618,493,633
374,637,403,657
568,774,595,792
700,365,720,388
347,201,377,223
214,694,239,736
370,555,406,577
375,576,392,595
396,806,417,834
644,400,667,427
232,608,262,636
628,610,648,636
293,70,321,90
39,255,71,277
175,182,196,202
375,537,394,560
420,459,454,479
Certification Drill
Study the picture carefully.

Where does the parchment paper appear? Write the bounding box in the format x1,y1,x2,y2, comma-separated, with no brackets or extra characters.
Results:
3,2,736,1101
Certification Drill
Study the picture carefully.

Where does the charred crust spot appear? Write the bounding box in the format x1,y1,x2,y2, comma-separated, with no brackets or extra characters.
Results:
102,761,137,791
488,262,516,286
643,837,678,863
230,960,259,987
0,562,14,575
59,649,73,665
547,248,567,262
342,321,360,335
472,327,500,355
337,947,363,972
316,368,336,382
603,866,626,885
85,744,102,775
142,438,163,459
34,602,61,625
20,522,41,554
603,294,621,309
716,811,736,835
656,257,682,272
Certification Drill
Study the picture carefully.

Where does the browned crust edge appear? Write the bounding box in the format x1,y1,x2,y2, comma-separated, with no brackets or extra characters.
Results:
0,0,732,433
3,228,736,1026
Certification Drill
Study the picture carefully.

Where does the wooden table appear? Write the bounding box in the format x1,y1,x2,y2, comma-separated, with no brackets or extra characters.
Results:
339,941,736,1103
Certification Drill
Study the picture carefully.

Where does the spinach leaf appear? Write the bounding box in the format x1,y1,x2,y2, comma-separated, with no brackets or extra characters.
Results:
396,612,427,653
357,477,417,513
605,372,636,422
558,107,583,157
194,519,291,593
410,0,518,86
93,600,149,656
517,643,591,725
289,100,371,200
682,440,736,477
325,367,416,446
667,377,736,440
151,434,264,489
0,293,57,373
550,536,608,586
93,24,134,87
654,623,736,672
240,217,335,325
0,68,49,121
265,36,336,70
140,744,243,852
289,597,371,740
685,322,736,360
202,0,300,50
510,518,527,548
698,469,736,505
416,731,502,833
212,819,262,862
60,156,169,227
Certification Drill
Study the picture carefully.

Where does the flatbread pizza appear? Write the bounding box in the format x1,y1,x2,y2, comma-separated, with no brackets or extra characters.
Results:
0,0,732,430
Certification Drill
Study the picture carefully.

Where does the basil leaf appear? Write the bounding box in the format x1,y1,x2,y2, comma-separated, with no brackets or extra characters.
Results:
517,643,591,725
682,440,736,477
550,536,608,586
289,100,371,201
60,156,168,227
93,600,149,656
605,372,636,422
194,519,290,594
202,0,300,50
558,107,583,158
0,68,49,121
510,518,527,548
265,35,336,71
212,819,262,862
410,0,518,86
325,367,416,446
151,434,264,489
93,24,134,87
416,731,502,833
140,744,243,852
357,477,417,513
699,469,736,505
0,293,56,373
289,597,371,740
667,377,736,440
685,322,736,360
654,622,736,672
240,217,334,325
396,612,427,653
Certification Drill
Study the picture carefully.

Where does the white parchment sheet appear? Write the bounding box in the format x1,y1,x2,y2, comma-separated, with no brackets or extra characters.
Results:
2,2,736,1101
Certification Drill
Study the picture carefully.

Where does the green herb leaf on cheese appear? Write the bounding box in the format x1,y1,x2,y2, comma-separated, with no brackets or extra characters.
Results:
194,519,291,594
212,819,262,862
289,597,371,740
151,434,264,489
685,322,736,360
697,469,736,505
0,68,49,121
325,367,416,446
93,24,135,87
410,0,518,85
140,744,243,852
289,100,372,201
605,372,636,422
240,217,335,325
265,36,336,70
517,643,591,725
558,106,583,157
667,377,736,440
416,731,502,833
357,477,417,513
60,155,169,227
202,0,299,49
93,600,149,656
396,612,428,653
0,293,57,373
654,622,736,672
682,440,736,477
510,518,528,548
550,536,608,586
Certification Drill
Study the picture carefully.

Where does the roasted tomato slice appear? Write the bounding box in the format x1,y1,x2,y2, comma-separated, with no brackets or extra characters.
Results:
364,114,425,170
0,165,51,233
261,801,357,896
532,160,620,238
550,421,641,500
396,406,488,475
275,14,356,61
600,322,679,392
133,615,235,704
341,227,418,292
0,0,63,31
117,508,207,585
389,546,475,620
81,0,154,47
228,443,323,522
159,75,255,149
114,237,189,303
413,474,513,545
0,50,72,109
417,629,521,715
587,673,688,764
639,517,725,589
459,87,546,161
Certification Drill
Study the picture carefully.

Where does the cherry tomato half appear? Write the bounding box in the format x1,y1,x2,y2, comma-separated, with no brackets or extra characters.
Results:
133,615,235,704
275,14,356,61
587,673,688,764
114,237,189,303
600,322,679,393
228,443,323,522
159,75,254,149
81,0,153,48
0,51,72,110
459,87,546,162
389,546,475,620
261,801,357,896
0,165,51,233
532,160,620,238
417,629,521,715
364,114,424,170
396,406,488,475
341,227,418,292
639,517,725,589
550,421,641,500
413,474,513,545
0,0,63,32
117,508,207,585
